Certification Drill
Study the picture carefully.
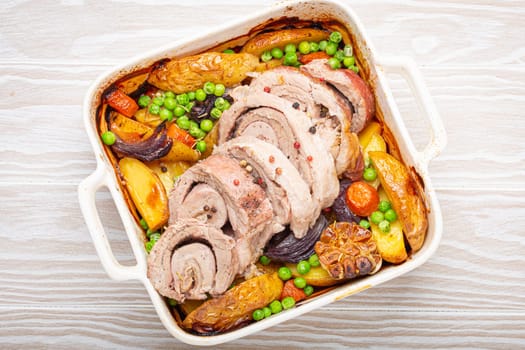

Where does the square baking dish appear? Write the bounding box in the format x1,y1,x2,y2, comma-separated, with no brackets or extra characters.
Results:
78,0,447,345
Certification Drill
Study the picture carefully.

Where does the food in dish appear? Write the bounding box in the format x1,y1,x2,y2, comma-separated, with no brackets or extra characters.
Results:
96,19,428,335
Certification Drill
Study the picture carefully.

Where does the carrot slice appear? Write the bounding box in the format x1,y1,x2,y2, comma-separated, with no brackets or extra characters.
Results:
167,123,196,148
105,88,139,118
299,51,330,65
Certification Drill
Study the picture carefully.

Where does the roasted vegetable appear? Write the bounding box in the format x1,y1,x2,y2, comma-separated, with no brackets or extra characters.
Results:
358,121,382,149
119,157,169,231
147,52,259,93
265,215,327,263
105,87,139,118
370,219,407,264
112,122,173,162
328,179,363,223
147,160,192,193
299,51,330,65
286,263,341,287
315,222,382,280
182,273,283,333
280,279,306,302
241,28,329,56
134,108,162,128
345,181,379,217
109,112,152,143
369,151,428,252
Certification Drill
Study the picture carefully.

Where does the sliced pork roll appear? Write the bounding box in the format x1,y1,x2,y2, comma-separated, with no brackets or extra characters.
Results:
247,66,360,175
169,154,279,271
301,59,375,134
215,135,316,238
218,86,339,211
147,219,237,303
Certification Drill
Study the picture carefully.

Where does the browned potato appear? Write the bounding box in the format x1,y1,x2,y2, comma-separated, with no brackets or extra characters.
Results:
182,273,283,333
147,52,259,93
146,160,192,193
370,220,407,264
119,157,169,231
109,112,152,142
161,141,200,163
369,151,428,252
286,264,342,287
241,29,329,56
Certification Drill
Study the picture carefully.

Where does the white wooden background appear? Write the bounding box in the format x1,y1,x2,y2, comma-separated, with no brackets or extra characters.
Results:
1,0,524,348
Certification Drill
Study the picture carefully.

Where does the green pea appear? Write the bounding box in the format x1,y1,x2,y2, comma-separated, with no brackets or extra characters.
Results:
327,57,341,69
214,83,226,97
167,298,178,306
187,91,196,101
163,97,177,110
196,141,207,153
174,105,186,117
278,266,292,281
329,31,342,43
176,93,189,106
378,200,391,213
195,89,206,102
309,42,319,52
351,65,359,73
284,43,296,53
271,47,283,59
149,104,160,115
203,81,216,95
343,56,355,68
344,44,353,57
138,95,151,108
379,220,391,233
283,51,298,66
152,96,164,106
296,260,311,275
146,228,156,237
334,50,345,62
176,116,190,130
318,40,328,51
101,131,116,146
281,296,296,310
252,309,265,321
384,209,397,222
269,300,283,314
200,119,214,132
223,49,235,54
359,219,371,229
262,306,272,318
149,233,161,242
363,167,377,181
298,41,311,54
308,253,320,267
159,108,173,121
190,127,206,139
294,277,306,289
210,107,222,119
164,91,175,99
370,211,384,224
259,255,271,266
189,120,199,130
304,285,314,296
214,97,227,110
145,241,154,253
139,218,148,230
325,42,338,56
222,99,231,111
261,50,273,62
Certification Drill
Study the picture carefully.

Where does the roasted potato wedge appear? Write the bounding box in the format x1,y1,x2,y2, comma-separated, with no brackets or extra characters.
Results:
241,28,329,56
286,264,342,287
161,140,199,163
134,108,162,128
370,220,407,264
147,52,259,93
182,273,283,333
369,151,428,252
358,121,382,149
109,112,152,142
146,160,192,193
119,157,169,231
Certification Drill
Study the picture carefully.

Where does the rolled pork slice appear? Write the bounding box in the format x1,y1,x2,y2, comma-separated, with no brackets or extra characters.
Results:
218,86,339,211
215,136,316,238
301,59,375,134
247,66,360,175
147,219,238,303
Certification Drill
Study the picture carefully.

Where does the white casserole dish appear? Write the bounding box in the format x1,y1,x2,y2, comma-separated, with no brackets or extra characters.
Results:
78,0,447,345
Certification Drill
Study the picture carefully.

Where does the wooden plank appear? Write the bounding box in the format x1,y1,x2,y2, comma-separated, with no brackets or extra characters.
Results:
1,185,523,311
1,65,524,188
0,307,523,349
0,1,524,66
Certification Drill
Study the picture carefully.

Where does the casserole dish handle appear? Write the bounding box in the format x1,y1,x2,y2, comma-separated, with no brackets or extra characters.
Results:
78,166,144,281
376,56,447,165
